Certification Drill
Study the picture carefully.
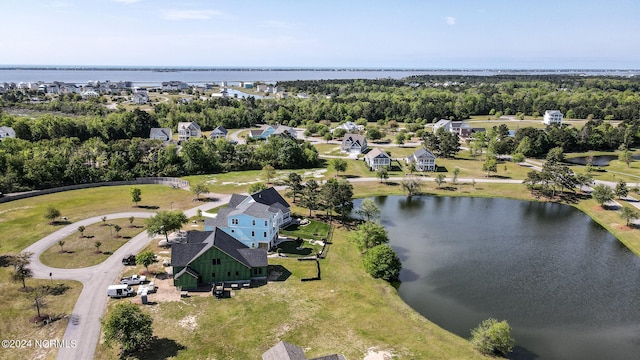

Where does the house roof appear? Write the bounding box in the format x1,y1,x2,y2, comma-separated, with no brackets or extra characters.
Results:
228,202,276,219
174,266,199,280
365,148,390,159
149,128,171,139
434,119,450,127
341,134,367,149
545,110,562,115
310,355,347,360
411,148,436,159
262,341,307,360
228,193,250,208
0,126,16,137
251,187,290,210
178,121,200,130
171,229,267,269
212,125,228,134
273,125,295,135
250,129,264,137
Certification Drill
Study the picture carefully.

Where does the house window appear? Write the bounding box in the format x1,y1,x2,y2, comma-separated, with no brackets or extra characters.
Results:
227,272,231,277
263,232,267,238
211,272,215,278
235,271,239,276
252,220,256,226
264,221,268,226
231,218,238,225
251,231,255,237
231,229,235,233
212,259,221,265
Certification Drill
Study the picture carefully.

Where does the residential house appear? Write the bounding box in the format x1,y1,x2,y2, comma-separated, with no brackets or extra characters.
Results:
406,148,436,171
81,90,99,99
171,228,268,290
132,90,149,104
149,128,172,142
262,341,346,360
204,187,291,249
433,119,473,137
364,148,392,170
161,81,189,92
250,125,297,139
256,84,273,93
276,91,289,99
0,126,16,140
543,110,563,125
177,122,201,141
332,121,361,134
341,134,368,153
210,125,228,140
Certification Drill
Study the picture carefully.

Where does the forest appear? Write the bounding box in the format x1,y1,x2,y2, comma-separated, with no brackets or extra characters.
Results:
1,75,639,193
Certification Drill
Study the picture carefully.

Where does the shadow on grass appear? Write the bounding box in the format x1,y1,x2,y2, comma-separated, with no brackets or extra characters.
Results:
137,205,160,210
128,337,185,360
51,220,72,226
267,264,291,282
0,255,14,267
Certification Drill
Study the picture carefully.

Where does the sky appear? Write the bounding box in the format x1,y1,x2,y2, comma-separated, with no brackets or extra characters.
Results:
1,0,639,69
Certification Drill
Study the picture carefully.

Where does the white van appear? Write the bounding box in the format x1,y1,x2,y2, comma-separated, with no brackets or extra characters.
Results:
107,284,135,298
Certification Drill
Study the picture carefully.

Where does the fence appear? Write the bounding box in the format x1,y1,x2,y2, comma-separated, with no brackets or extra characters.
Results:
0,177,190,204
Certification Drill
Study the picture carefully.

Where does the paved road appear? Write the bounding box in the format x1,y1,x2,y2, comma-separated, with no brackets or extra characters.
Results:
24,195,232,360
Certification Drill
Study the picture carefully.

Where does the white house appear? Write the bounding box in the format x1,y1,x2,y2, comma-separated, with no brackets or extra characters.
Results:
543,110,563,125
132,90,149,104
177,122,201,141
364,148,392,170
149,128,172,142
250,125,296,139
341,134,368,153
433,119,472,137
332,121,361,134
210,126,228,140
0,126,16,140
406,148,436,171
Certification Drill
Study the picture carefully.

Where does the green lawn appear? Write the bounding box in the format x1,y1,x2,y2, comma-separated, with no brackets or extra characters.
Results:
280,219,330,241
40,218,146,269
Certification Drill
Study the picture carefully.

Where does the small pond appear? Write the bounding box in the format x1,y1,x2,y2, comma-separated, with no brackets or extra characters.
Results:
355,196,640,360
564,154,640,166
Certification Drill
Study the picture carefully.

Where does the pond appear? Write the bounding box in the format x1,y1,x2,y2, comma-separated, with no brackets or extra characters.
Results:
564,154,640,166
356,196,640,360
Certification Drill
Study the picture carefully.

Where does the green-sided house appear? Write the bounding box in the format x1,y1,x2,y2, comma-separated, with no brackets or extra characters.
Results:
172,228,268,290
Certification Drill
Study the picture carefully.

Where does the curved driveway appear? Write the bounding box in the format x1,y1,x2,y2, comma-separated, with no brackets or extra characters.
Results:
25,195,231,360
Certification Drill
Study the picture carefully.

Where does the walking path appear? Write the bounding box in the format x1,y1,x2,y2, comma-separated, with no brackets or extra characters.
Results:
24,195,231,360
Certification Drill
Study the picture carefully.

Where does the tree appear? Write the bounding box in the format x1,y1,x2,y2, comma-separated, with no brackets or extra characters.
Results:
113,224,122,237
101,216,108,226
350,221,390,252
130,187,142,207
10,252,34,288
356,198,381,221
321,178,354,223
615,180,629,199
136,250,156,273
262,164,276,184
401,176,423,197
330,158,348,177
78,225,86,238
435,173,445,189
591,184,615,208
470,318,515,357
284,172,303,203
452,167,460,184
575,173,593,193
366,127,384,141
248,182,268,194
101,302,153,354
300,180,321,217
511,152,525,163
94,241,103,253
44,206,61,224
28,285,50,320
482,157,498,177
620,206,639,226
362,244,402,281
377,167,389,183
619,148,633,167
129,216,135,227
323,132,332,143
57,240,66,253
395,132,406,145
191,182,210,201
144,210,188,242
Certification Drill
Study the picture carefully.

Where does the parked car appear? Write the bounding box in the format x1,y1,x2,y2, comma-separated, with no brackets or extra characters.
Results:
122,254,136,266
120,274,146,285
107,284,135,298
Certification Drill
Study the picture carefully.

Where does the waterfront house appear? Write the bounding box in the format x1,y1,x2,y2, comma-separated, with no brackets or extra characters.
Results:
132,90,149,104
171,228,268,290
177,122,201,141
149,128,172,142
341,134,368,153
406,148,436,171
543,110,563,125
210,126,228,140
364,148,392,170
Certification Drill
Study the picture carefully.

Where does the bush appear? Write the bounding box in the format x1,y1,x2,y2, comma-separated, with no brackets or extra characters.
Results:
362,244,401,281
470,318,515,357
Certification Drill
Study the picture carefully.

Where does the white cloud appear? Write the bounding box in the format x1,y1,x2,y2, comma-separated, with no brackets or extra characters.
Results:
161,9,221,21
113,0,143,4
445,16,456,26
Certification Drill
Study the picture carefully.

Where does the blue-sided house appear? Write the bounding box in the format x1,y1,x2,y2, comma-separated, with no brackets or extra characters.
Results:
171,228,268,290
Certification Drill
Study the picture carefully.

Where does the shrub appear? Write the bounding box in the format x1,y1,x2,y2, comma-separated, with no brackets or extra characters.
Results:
470,318,515,357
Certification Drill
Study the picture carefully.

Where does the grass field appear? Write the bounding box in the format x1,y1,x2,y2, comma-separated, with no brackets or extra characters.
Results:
39,218,146,269
280,219,330,241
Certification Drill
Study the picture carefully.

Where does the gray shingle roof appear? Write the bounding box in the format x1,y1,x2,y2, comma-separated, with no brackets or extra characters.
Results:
251,187,290,209
262,341,307,360
411,148,436,159
228,193,250,208
213,125,228,134
365,148,390,159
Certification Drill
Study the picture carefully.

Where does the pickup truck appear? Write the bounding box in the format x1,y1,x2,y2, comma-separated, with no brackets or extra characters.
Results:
107,284,135,298
120,274,146,285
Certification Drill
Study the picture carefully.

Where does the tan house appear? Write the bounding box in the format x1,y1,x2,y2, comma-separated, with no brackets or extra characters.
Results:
364,148,391,170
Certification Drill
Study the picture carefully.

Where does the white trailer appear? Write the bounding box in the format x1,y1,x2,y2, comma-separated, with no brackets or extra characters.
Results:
107,284,135,298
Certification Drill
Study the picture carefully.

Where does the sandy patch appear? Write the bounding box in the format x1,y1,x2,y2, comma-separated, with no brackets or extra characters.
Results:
364,348,394,360
178,315,198,331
